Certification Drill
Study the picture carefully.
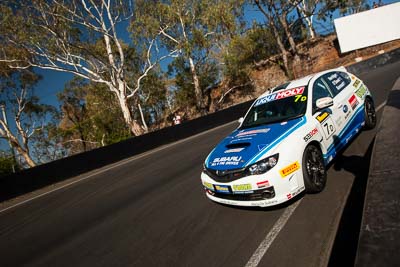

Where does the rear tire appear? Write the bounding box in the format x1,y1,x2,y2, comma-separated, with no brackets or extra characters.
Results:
302,145,326,193
364,97,376,130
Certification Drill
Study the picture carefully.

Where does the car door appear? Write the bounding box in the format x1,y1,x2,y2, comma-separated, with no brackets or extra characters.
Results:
322,71,354,130
311,76,342,162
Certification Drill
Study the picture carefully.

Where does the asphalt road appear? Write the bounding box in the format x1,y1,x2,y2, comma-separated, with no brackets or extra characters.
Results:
0,61,399,267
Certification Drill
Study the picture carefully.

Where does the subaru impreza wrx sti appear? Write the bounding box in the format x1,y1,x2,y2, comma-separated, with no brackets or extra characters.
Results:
201,67,376,207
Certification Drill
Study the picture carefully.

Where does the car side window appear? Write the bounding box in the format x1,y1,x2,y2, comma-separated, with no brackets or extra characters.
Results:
323,72,350,95
312,77,333,114
338,72,352,84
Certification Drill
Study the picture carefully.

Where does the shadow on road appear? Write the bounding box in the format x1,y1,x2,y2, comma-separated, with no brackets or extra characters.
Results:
328,138,375,266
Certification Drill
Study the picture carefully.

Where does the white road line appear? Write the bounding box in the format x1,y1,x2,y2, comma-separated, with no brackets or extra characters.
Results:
0,121,238,214
245,200,302,267
376,100,386,112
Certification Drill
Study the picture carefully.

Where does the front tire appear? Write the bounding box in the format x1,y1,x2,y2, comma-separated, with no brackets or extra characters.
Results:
302,145,326,193
364,97,376,130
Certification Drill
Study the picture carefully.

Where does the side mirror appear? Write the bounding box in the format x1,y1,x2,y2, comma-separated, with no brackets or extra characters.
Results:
316,97,333,110
238,117,244,125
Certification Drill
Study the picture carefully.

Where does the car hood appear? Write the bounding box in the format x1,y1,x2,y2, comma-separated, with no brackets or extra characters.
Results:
205,117,305,170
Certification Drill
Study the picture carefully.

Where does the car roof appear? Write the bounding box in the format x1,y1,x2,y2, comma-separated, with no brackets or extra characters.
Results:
257,75,313,99
256,66,347,100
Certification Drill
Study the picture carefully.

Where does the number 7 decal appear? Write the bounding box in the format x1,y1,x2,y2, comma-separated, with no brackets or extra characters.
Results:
322,117,336,139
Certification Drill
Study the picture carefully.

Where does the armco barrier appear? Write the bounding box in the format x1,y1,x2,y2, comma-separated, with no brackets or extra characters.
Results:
0,99,253,202
347,47,400,74
355,77,400,266
1,47,399,203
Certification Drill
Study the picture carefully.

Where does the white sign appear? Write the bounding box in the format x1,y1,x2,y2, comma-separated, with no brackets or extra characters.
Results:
334,3,400,53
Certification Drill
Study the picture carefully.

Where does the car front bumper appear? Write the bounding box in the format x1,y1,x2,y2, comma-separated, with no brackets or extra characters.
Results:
201,170,305,207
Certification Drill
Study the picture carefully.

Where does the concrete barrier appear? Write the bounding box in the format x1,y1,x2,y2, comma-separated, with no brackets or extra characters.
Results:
355,77,400,266
347,47,400,75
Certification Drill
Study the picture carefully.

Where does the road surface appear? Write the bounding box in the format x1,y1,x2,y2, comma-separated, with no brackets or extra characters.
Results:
1,61,399,267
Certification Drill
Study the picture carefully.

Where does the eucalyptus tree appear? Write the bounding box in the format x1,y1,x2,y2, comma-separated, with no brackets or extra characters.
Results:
0,0,178,136
132,0,244,113
57,77,132,155
290,0,319,39
0,69,56,168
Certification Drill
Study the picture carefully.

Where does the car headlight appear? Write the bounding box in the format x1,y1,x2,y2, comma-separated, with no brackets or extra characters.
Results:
248,154,279,175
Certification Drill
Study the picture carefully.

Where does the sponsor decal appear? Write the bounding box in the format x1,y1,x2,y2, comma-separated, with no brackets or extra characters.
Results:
303,127,318,142
355,85,367,99
224,148,245,153
215,185,230,193
316,112,329,123
281,121,288,125
348,94,359,110
203,182,214,191
328,73,346,91
250,200,278,206
236,128,269,137
257,180,270,188
287,194,292,200
232,184,252,191
343,105,348,113
343,104,352,120
254,87,305,106
230,137,253,142
280,161,301,178
321,117,336,139
292,186,305,198
258,144,267,151
353,79,361,88
211,156,243,167
294,95,307,102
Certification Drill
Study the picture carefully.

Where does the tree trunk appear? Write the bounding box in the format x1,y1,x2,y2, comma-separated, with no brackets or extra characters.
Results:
254,0,292,78
305,15,316,39
117,92,144,136
279,10,299,62
9,138,36,168
111,81,146,137
298,1,316,39
188,56,205,113
270,19,292,78
18,149,36,168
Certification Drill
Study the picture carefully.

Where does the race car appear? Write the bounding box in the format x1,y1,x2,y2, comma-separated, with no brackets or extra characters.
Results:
201,67,376,207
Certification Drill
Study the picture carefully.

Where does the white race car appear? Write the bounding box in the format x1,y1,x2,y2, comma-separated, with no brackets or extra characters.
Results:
201,67,376,207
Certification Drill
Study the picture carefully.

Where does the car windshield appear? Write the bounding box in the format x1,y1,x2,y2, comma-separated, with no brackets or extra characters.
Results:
240,86,308,129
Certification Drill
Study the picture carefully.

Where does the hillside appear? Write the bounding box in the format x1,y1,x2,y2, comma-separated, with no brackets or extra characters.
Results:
215,35,400,109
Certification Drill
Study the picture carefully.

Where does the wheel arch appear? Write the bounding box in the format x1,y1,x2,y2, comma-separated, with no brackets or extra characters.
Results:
365,95,374,104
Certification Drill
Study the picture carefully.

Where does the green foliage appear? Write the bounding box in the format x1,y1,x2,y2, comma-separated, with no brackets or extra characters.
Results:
131,0,244,111
0,152,18,177
167,56,219,109
138,72,169,125
0,68,60,167
57,77,131,155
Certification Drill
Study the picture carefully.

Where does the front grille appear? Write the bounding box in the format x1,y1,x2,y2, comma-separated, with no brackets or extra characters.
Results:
204,167,248,183
209,187,275,201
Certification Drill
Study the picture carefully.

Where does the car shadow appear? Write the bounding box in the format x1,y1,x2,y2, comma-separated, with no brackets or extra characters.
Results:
328,138,375,266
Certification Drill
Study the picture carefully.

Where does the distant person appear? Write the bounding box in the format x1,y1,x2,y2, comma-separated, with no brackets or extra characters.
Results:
373,1,379,8
173,113,182,125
